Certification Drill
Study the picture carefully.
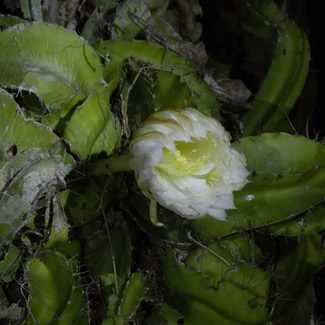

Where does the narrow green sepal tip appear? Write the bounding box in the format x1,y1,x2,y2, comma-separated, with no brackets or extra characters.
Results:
150,199,165,227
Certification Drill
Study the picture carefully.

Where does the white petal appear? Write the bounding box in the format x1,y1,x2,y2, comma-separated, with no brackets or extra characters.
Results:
207,208,227,220
211,193,236,210
130,107,249,221
171,202,199,219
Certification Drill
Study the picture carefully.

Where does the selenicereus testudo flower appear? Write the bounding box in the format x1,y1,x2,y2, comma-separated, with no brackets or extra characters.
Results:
129,107,250,221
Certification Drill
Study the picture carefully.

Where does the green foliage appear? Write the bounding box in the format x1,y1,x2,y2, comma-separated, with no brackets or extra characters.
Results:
0,244,22,283
267,204,325,236
94,40,220,117
117,272,146,318
84,225,132,277
25,247,87,324
20,0,42,22
145,302,183,324
63,85,121,159
0,23,103,111
0,0,324,324
270,234,325,323
192,133,325,239
163,243,270,324
0,23,121,160
232,132,325,173
0,14,25,26
0,89,73,248
239,2,310,135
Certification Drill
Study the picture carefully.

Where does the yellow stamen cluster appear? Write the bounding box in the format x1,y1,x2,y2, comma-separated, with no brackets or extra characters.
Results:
173,149,210,174
158,143,220,187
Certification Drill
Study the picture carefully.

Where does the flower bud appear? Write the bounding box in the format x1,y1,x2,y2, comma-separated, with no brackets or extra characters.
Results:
130,107,249,220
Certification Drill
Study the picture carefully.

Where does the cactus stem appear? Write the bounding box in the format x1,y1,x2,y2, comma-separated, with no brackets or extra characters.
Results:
89,152,132,175
247,220,256,266
187,231,233,268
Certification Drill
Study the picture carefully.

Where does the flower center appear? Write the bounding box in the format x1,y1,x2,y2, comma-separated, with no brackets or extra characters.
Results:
173,149,209,174
155,133,221,186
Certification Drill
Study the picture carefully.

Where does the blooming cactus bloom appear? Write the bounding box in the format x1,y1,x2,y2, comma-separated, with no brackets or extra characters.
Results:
130,107,249,221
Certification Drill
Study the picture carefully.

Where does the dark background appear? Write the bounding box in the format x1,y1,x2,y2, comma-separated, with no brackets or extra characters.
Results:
199,0,325,138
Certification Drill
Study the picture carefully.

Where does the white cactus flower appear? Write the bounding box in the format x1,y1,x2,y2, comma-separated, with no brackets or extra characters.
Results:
130,107,249,221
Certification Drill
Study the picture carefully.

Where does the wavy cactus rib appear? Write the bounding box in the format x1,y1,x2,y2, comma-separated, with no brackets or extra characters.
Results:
117,272,146,319
0,22,121,158
84,216,147,324
242,11,310,135
191,133,325,240
0,22,103,111
94,40,220,116
263,23,310,131
25,248,87,324
146,302,183,324
271,234,325,322
0,89,73,247
112,0,151,40
163,245,270,324
246,0,283,22
240,0,283,39
232,132,325,174
23,190,87,324
20,0,43,22
117,63,198,125
81,3,118,44
84,226,132,278
63,84,121,159
0,244,22,283
266,203,325,236
0,14,25,26
60,180,110,226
